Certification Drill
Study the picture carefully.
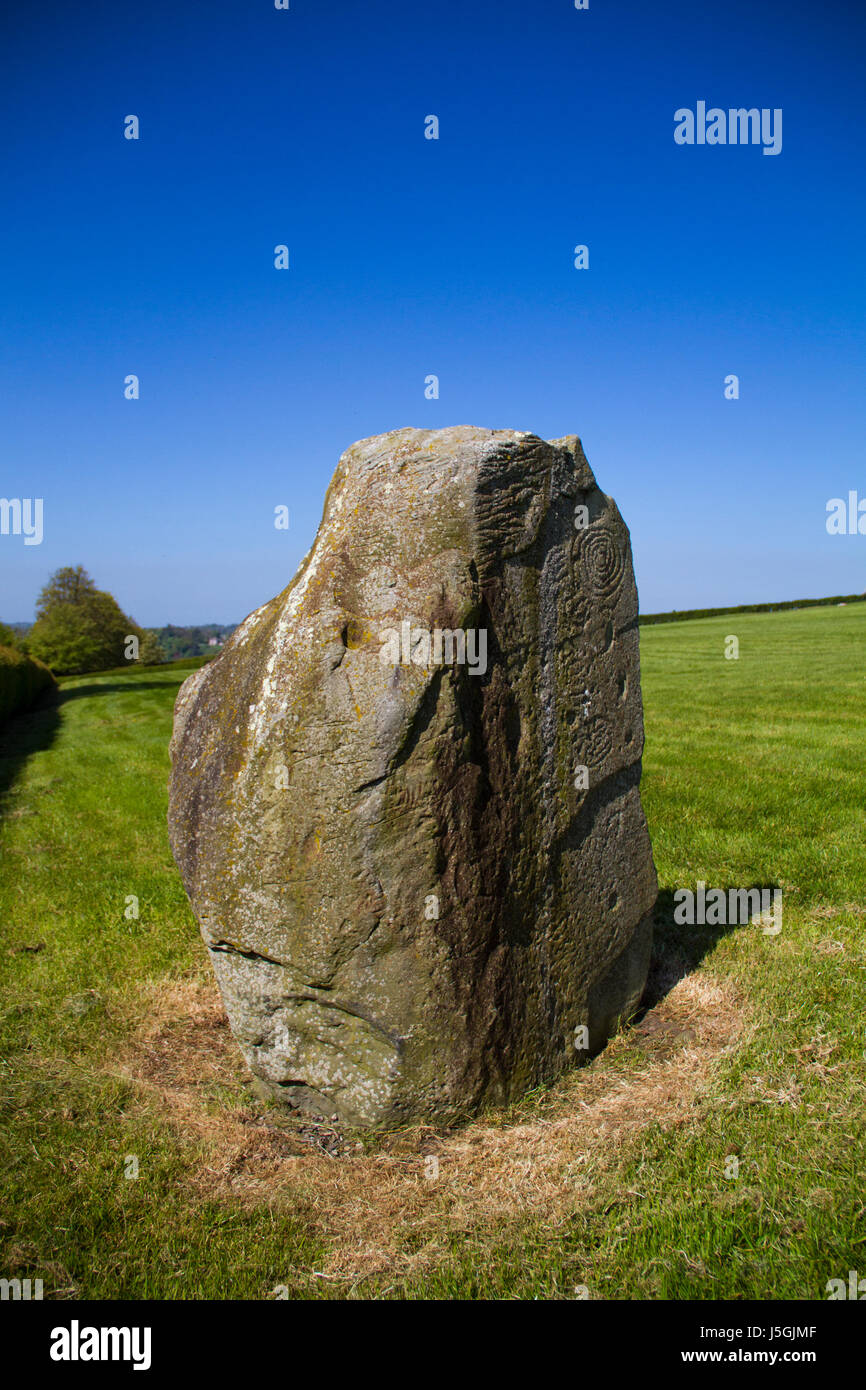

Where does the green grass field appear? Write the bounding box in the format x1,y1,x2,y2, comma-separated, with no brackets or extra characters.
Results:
1,604,864,1300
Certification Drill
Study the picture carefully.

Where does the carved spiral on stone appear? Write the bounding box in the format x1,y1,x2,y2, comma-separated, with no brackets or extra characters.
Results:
579,525,626,602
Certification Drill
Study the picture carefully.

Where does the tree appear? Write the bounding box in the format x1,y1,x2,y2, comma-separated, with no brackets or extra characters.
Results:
0,622,22,650
138,630,165,665
27,567,146,675
35,565,98,617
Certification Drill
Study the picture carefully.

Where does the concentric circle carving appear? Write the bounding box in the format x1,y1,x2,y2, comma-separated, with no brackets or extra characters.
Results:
579,525,626,602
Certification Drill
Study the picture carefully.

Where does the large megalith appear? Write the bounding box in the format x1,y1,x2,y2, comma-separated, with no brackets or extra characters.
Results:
168,427,657,1127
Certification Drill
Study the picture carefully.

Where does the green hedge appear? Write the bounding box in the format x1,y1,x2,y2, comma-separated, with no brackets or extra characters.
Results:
0,644,57,725
640,592,866,626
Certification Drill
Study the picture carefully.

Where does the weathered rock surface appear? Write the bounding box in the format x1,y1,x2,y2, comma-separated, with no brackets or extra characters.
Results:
168,427,657,1127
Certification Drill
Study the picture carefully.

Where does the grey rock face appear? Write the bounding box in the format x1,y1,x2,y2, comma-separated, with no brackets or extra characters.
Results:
168,427,657,1127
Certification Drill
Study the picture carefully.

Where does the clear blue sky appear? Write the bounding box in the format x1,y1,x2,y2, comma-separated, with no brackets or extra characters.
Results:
2,0,864,625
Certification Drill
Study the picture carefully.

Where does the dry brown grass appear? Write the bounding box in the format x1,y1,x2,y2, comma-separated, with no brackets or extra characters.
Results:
112,965,747,1288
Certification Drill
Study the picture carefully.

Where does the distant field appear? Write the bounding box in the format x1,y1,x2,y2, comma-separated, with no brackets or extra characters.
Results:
1,604,863,1299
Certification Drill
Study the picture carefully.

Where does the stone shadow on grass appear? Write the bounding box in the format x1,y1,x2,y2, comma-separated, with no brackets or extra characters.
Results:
638,885,779,1016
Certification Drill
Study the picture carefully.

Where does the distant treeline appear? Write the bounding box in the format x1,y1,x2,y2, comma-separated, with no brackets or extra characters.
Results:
640,593,866,625
152,624,237,660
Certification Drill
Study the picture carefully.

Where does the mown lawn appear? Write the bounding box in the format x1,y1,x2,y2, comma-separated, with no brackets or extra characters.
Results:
0,606,863,1299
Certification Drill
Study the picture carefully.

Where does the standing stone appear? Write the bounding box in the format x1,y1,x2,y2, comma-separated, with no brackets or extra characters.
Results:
168,427,657,1127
